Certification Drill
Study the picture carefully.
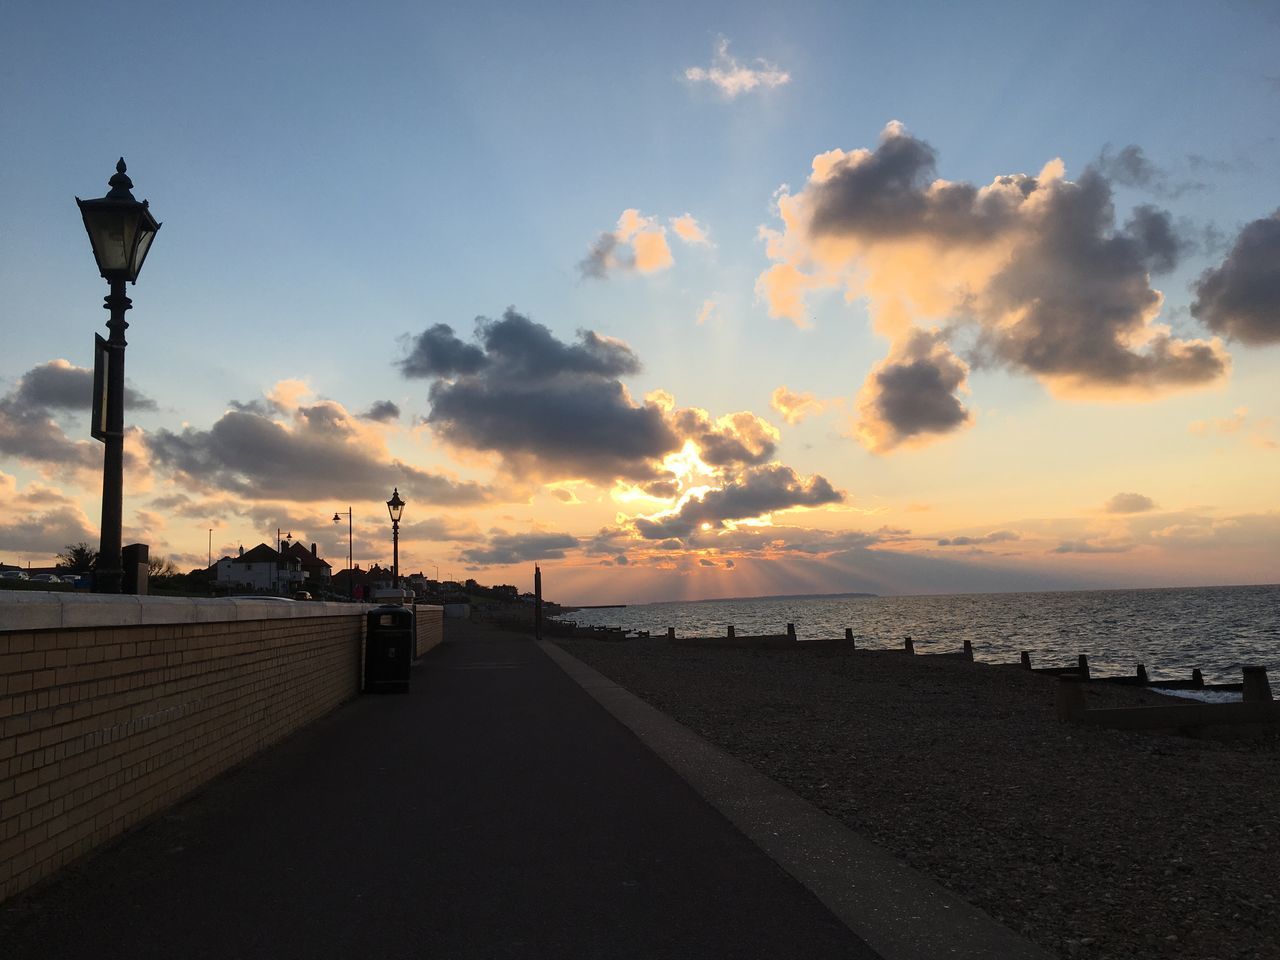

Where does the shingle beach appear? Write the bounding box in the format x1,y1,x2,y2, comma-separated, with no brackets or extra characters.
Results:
553,636,1280,960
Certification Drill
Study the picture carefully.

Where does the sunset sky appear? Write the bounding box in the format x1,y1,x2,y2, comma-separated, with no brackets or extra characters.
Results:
2,1,1278,603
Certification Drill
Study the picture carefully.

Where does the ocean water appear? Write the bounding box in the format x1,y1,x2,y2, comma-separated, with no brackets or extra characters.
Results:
564,584,1279,685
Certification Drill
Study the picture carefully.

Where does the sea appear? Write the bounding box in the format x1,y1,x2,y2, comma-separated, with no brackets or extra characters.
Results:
564,584,1279,687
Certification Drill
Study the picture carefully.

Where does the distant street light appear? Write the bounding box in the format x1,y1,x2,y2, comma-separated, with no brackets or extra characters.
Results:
78,159,161,594
333,508,353,599
386,488,405,587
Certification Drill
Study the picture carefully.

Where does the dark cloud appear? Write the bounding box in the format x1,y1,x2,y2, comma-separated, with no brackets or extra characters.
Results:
398,516,483,543
359,400,401,423
409,308,678,482
1104,492,1156,514
1191,210,1280,345
146,408,492,504
1051,540,1135,554
669,409,778,467
634,465,843,541
1093,144,1205,200
0,507,96,555
398,324,488,378
936,530,1020,546
12,359,157,412
227,398,280,416
460,531,580,565
979,170,1225,390
578,232,619,280
0,398,101,469
808,125,1033,242
858,330,970,451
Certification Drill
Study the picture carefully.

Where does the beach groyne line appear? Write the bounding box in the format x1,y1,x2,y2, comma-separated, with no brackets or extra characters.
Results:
1056,666,1277,732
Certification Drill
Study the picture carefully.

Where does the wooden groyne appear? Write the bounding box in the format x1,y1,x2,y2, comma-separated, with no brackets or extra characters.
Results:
1056,666,1276,733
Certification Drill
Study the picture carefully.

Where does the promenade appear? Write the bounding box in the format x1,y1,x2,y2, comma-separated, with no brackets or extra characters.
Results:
0,621,884,959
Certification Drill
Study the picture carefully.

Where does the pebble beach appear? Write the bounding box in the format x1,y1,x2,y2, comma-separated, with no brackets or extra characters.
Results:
552,635,1280,960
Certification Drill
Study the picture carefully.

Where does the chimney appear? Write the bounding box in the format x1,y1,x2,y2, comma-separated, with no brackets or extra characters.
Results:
311,542,317,557
238,545,244,557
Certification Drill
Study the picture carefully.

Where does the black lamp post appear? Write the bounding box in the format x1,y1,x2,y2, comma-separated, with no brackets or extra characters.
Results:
77,159,161,594
386,488,405,587
333,508,353,599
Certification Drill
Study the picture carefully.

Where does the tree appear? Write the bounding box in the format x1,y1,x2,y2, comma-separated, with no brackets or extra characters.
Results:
148,555,179,579
56,542,98,573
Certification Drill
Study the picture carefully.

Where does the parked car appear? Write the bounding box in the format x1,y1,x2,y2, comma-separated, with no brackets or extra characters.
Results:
0,570,29,580
30,574,64,583
293,590,313,601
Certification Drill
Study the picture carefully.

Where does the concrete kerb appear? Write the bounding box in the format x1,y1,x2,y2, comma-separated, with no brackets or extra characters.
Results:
538,639,1053,960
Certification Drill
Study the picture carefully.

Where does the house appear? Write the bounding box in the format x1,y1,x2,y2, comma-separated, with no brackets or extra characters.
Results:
215,544,303,595
283,541,332,585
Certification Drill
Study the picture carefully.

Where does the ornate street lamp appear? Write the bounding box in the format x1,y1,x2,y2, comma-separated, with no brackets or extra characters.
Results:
385,488,405,587
77,158,161,594
333,508,353,599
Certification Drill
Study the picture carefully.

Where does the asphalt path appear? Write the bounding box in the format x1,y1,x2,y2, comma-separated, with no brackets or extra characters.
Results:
1,623,877,959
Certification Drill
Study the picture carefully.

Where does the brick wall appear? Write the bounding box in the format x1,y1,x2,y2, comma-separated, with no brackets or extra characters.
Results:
414,605,444,658
0,610,364,903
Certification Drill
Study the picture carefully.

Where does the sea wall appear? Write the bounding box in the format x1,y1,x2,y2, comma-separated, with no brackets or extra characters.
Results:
0,595,442,903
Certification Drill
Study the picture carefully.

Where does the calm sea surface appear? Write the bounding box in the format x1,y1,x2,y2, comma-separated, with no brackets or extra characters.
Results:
565,585,1279,685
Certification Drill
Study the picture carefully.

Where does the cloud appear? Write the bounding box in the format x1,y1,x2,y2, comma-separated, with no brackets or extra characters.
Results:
359,400,401,422
670,214,711,245
0,359,159,474
855,329,971,452
669,409,779,467
0,473,96,555
1051,539,1136,554
1093,144,1205,199
1104,492,1156,514
770,386,826,425
578,209,673,279
11,358,157,412
405,308,679,482
695,299,719,326
634,464,843,541
684,37,790,98
460,531,580,565
1191,210,1280,345
936,530,1020,546
146,391,492,504
1189,407,1278,450
758,122,1230,417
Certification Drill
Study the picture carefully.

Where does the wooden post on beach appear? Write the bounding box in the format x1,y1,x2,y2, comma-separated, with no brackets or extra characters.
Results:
962,639,973,661
1136,664,1149,685
534,564,542,642
786,623,796,641
1192,668,1204,688
903,636,914,654
1056,676,1086,722
727,625,735,639
1242,666,1273,703
845,627,855,648
1077,654,1091,681
667,626,675,640
1021,651,1032,670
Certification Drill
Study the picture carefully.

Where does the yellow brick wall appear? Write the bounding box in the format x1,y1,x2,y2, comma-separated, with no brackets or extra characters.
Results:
414,606,444,658
0,615,362,903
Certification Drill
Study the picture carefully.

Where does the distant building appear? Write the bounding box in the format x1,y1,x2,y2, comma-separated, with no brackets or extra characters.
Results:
215,544,303,594
283,541,332,585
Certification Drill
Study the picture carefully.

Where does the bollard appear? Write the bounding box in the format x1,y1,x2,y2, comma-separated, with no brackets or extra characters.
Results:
845,627,856,648
962,639,974,662
667,626,675,640
1077,654,1091,681
786,623,797,641
727,625,735,639
1056,676,1086,722
1242,666,1273,703
1192,668,1204,688
904,636,915,655
1136,664,1149,685
1020,651,1032,670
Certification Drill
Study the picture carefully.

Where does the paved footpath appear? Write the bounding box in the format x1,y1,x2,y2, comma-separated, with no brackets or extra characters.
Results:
0,623,879,960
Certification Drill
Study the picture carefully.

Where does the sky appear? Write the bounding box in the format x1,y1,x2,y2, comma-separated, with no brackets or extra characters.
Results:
1,0,1278,604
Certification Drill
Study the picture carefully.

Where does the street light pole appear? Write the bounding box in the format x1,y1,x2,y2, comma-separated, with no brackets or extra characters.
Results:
385,488,405,588
333,508,353,600
77,159,160,594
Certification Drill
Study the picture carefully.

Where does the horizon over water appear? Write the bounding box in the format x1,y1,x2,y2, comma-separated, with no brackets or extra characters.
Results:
564,583,1279,686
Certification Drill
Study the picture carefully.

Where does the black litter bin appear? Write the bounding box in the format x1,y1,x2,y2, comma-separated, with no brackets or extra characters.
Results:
364,605,414,693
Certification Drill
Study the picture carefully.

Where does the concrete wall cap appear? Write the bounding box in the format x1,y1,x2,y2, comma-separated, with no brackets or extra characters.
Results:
0,593,384,630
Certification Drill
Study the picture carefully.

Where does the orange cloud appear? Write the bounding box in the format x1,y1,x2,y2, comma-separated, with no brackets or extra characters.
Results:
770,386,827,425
